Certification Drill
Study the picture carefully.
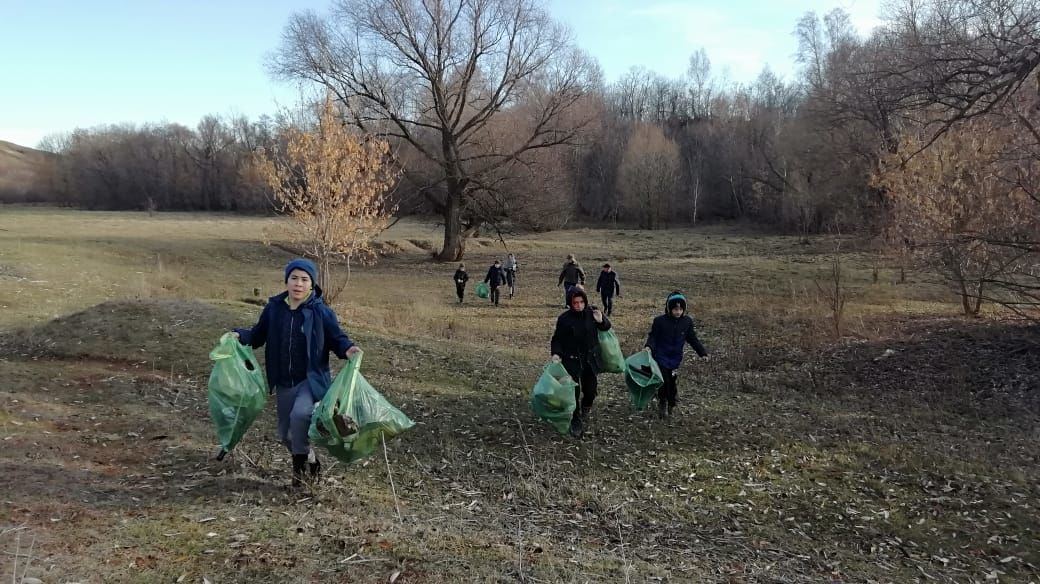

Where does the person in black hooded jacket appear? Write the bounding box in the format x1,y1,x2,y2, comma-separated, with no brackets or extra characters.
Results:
643,291,708,419
484,259,507,306
550,286,611,438
453,263,469,303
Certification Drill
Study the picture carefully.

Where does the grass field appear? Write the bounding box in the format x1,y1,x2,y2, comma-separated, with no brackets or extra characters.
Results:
1,207,1037,583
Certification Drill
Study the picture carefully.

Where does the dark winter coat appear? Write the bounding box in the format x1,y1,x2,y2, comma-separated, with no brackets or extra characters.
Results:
235,285,354,400
453,269,469,284
551,288,612,376
596,270,621,297
558,261,586,286
644,293,707,370
484,265,507,287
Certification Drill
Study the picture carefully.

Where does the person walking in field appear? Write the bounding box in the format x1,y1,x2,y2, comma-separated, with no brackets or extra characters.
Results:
643,291,708,419
557,254,586,308
484,259,508,306
595,263,621,317
503,253,519,298
551,286,612,438
453,263,469,303
232,258,361,488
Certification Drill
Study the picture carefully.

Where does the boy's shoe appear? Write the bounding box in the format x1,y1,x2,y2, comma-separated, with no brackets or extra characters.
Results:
569,416,584,438
667,404,676,418
658,401,669,419
291,454,308,488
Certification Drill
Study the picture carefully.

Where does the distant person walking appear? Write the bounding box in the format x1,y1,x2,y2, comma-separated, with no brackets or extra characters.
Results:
503,253,519,298
453,263,469,303
484,259,508,306
557,254,586,308
596,263,621,317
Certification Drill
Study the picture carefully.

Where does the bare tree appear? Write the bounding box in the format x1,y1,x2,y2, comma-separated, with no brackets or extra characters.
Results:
875,117,1038,316
254,98,399,301
618,123,680,229
269,0,598,260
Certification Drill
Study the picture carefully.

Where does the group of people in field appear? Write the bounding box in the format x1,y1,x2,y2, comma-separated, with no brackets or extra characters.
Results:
231,254,708,486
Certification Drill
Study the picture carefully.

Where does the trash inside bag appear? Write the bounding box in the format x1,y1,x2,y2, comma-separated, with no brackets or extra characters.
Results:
475,282,490,299
529,361,577,433
624,351,664,411
208,332,268,458
309,352,414,464
597,329,624,373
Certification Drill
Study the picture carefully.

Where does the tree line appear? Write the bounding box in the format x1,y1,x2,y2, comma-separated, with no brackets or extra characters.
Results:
30,0,1040,314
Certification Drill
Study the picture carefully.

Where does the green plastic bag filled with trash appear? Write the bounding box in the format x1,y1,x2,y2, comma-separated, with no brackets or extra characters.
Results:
597,329,625,373
475,281,490,299
309,352,415,464
529,361,577,434
624,351,664,411
208,332,268,459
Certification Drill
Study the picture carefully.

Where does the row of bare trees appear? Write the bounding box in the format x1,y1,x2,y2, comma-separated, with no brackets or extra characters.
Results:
36,115,279,212
29,0,1040,314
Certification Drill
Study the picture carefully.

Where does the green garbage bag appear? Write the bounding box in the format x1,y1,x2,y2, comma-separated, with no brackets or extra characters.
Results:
309,351,415,464
597,329,625,373
529,361,577,434
475,281,490,299
208,333,268,458
624,351,664,411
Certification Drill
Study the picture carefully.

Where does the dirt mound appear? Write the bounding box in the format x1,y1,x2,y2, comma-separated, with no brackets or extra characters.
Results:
373,239,425,256
0,299,246,374
819,319,1040,416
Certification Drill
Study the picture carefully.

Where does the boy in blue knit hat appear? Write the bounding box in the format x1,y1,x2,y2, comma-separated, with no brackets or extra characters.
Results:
232,258,361,487
643,291,708,419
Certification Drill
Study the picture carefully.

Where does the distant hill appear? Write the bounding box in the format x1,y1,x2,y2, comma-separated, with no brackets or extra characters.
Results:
0,139,53,203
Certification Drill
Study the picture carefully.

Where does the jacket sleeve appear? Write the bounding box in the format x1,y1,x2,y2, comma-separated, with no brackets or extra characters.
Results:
578,267,586,284
644,317,659,354
550,315,565,356
484,268,492,283
234,303,270,349
615,275,621,296
557,268,565,285
323,306,355,359
685,319,708,357
597,313,611,332
595,272,604,293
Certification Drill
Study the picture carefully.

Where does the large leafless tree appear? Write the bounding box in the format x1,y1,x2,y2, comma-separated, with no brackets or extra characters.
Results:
270,0,598,260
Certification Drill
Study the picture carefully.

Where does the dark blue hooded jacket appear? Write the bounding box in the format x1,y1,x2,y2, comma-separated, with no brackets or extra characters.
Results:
644,292,707,369
235,283,354,401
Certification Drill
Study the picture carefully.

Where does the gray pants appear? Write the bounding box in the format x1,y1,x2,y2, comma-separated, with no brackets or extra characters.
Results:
276,380,315,455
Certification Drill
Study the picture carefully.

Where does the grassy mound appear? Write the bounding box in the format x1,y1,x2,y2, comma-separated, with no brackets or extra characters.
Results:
0,298,256,374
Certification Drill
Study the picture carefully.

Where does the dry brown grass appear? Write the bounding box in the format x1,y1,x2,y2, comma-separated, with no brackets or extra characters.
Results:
1,209,1037,583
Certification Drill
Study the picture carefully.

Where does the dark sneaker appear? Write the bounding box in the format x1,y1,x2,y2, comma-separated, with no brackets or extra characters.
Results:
291,454,307,488
658,401,668,419
667,404,676,418
569,416,584,438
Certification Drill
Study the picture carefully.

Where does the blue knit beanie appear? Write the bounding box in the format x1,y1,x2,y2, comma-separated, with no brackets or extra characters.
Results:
284,258,318,284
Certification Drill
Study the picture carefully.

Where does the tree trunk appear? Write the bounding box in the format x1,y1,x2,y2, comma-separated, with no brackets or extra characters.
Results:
437,188,466,261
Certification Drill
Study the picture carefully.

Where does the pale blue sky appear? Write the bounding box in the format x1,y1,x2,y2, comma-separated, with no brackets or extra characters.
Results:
0,0,882,148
